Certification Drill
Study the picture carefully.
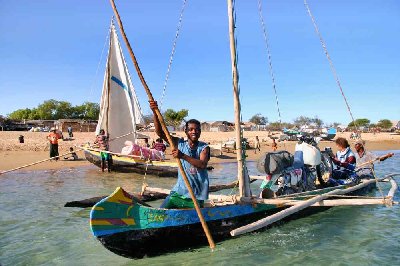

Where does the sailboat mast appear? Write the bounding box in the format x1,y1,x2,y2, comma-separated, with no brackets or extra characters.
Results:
227,0,251,197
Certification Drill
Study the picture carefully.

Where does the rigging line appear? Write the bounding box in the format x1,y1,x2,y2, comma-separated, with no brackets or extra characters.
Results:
304,0,358,131
159,0,188,109
257,0,286,149
88,20,112,102
257,0,282,125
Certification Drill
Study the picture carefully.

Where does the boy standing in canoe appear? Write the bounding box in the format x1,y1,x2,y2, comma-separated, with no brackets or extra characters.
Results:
149,100,210,209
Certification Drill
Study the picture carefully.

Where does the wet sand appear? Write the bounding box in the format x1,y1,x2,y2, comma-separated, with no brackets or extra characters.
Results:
0,131,399,172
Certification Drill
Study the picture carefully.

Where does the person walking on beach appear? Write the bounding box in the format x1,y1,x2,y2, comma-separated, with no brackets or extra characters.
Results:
94,129,112,172
254,136,261,154
272,138,277,151
47,127,61,161
150,100,210,209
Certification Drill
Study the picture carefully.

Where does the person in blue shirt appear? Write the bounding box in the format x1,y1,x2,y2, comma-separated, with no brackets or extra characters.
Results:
149,100,210,209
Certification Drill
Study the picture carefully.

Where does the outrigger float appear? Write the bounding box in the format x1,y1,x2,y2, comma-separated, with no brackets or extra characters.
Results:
89,0,399,259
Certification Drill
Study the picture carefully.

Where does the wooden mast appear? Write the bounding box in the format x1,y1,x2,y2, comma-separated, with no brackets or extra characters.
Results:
227,0,251,197
109,0,215,250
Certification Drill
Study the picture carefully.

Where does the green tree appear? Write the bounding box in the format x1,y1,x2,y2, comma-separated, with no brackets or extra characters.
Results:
36,99,58,119
163,109,188,128
376,119,392,129
73,102,99,120
8,108,33,120
311,116,324,128
142,114,154,126
249,113,268,125
293,116,312,127
7,100,99,120
267,121,293,131
348,118,370,128
54,101,73,119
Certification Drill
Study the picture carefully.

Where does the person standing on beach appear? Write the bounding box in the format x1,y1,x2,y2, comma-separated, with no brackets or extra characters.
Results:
47,127,61,161
254,136,261,154
149,100,210,209
94,129,112,172
67,126,73,138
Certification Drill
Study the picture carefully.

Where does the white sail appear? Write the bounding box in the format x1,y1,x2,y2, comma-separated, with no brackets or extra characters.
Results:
96,22,145,152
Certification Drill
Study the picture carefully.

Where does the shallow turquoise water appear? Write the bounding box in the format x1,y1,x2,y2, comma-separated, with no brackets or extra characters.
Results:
0,151,399,265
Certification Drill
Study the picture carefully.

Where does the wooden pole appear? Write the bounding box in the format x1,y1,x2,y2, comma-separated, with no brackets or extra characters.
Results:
227,0,251,197
356,152,394,169
230,179,377,236
0,148,84,175
109,0,215,250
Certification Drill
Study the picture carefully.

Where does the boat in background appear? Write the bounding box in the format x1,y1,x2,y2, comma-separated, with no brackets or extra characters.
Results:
320,127,337,140
83,22,178,177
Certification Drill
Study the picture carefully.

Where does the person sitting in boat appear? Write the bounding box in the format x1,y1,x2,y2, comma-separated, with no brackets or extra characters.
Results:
143,138,151,148
329,137,356,183
94,129,112,172
354,140,390,178
150,100,210,209
121,140,134,155
153,138,166,160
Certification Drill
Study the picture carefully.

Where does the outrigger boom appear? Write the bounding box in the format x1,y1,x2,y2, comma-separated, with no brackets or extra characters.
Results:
230,175,399,236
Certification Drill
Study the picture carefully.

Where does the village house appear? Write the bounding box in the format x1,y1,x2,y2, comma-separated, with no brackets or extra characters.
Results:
55,119,98,132
209,121,234,132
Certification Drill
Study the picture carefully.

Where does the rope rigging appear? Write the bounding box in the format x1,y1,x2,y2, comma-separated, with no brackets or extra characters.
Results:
159,0,188,109
87,19,112,102
303,0,359,132
257,0,283,128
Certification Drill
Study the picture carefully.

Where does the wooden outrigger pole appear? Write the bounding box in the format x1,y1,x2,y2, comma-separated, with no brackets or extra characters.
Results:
231,175,399,236
227,0,251,197
109,0,215,250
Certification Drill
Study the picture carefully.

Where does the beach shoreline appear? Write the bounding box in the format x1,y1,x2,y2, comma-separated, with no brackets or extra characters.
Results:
0,131,399,172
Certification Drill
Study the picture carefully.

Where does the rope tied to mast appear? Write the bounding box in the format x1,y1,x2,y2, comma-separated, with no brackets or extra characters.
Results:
257,0,287,149
257,0,283,127
304,0,359,132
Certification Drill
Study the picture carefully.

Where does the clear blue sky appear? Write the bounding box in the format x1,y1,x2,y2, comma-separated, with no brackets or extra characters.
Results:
0,0,399,125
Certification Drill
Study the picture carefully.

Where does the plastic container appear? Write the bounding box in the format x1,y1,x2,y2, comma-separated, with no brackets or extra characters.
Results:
295,142,321,166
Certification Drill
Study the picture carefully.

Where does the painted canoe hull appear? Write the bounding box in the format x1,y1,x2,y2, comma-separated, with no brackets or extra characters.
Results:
90,183,376,259
84,149,178,177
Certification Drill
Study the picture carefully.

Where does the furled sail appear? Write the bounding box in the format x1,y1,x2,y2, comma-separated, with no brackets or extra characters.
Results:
96,22,145,152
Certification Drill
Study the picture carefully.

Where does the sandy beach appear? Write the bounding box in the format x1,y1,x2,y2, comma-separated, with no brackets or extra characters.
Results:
0,130,399,173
